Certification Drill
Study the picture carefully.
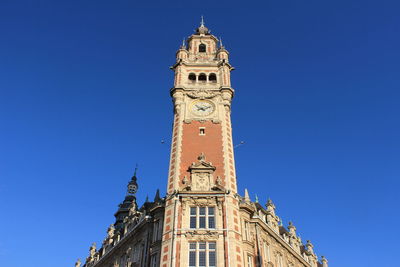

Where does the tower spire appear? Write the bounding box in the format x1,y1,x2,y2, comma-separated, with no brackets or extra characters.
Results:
133,163,138,177
200,15,205,26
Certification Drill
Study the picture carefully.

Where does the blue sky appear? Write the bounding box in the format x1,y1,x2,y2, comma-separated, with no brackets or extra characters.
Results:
0,1,399,266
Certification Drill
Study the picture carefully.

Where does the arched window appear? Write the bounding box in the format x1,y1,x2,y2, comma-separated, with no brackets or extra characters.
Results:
199,44,206,53
198,73,207,82
188,73,196,82
209,73,217,82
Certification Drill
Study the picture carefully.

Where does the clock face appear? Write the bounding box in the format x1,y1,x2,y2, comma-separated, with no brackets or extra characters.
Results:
190,100,215,117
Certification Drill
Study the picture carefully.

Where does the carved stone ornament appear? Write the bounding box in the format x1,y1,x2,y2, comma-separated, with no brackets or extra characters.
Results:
188,153,216,191
186,89,218,100
184,230,220,240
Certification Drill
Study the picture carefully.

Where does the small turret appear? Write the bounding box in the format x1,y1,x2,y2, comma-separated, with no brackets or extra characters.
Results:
176,38,188,61
114,169,139,231
217,37,229,61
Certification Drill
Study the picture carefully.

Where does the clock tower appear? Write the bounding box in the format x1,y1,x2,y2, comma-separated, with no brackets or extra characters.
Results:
160,20,242,267
77,19,328,267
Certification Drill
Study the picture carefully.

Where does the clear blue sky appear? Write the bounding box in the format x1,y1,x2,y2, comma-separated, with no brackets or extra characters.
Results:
0,1,399,266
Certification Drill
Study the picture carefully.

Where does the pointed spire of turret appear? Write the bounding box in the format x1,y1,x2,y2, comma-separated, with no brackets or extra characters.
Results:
154,189,161,202
200,15,205,27
134,163,138,176
255,194,259,203
180,38,186,49
219,37,225,49
244,188,251,202
145,195,149,203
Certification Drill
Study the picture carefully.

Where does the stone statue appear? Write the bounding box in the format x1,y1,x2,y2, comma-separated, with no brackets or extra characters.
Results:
75,259,81,267
128,201,137,216
89,243,96,257
215,176,222,186
107,224,115,238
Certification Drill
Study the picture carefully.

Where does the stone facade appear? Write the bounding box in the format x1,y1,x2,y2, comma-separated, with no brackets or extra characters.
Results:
77,20,328,267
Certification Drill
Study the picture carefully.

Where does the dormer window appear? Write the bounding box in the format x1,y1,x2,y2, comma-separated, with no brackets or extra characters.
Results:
209,73,217,83
199,43,206,53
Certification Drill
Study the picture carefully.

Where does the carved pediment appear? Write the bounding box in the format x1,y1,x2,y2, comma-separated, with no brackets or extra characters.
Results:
188,153,217,191
189,153,216,172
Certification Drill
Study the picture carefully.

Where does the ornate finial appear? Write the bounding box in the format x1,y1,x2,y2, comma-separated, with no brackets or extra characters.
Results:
198,152,206,161
255,194,259,203
196,16,209,34
145,195,149,203
181,38,186,49
219,37,224,48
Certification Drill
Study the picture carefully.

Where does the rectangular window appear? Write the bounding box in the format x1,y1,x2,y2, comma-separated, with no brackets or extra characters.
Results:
190,207,197,228
208,207,215,228
247,255,253,267
263,241,271,262
150,254,158,267
152,220,159,242
189,207,216,229
199,207,206,228
244,221,250,240
278,254,283,267
188,242,216,267
189,243,197,267
199,127,206,135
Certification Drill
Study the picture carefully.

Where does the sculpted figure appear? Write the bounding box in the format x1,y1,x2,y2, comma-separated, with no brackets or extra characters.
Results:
107,224,115,238
89,243,96,257
128,201,137,216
